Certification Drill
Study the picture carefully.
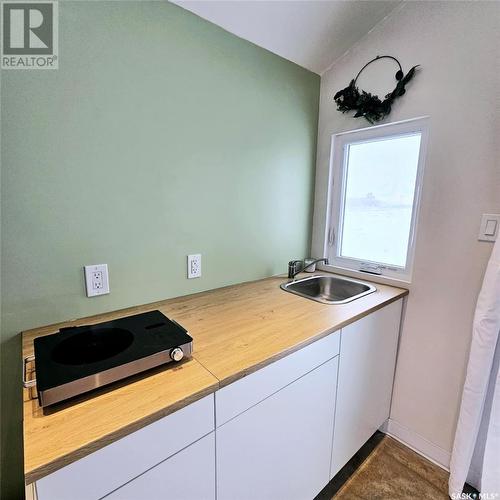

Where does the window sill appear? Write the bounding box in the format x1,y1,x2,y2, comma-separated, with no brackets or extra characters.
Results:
317,264,412,290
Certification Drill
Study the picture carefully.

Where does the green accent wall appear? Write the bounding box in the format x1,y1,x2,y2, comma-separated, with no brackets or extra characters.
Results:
0,1,319,497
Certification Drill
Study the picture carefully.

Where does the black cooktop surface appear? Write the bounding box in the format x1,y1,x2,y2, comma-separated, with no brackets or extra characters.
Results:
34,310,192,392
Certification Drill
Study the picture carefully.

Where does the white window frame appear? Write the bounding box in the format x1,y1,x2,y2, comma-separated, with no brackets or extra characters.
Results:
324,116,429,283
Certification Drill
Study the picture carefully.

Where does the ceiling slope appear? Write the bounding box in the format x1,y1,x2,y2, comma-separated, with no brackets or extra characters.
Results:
171,1,402,74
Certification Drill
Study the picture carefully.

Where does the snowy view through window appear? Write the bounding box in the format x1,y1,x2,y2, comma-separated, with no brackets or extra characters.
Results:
339,133,422,267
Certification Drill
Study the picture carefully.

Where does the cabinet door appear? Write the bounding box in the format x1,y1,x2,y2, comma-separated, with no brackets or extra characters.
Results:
217,356,338,500
106,432,215,500
216,331,340,426
36,395,214,500
331,299,402,478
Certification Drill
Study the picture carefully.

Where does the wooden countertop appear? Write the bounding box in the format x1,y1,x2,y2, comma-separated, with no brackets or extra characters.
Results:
23,272,407,484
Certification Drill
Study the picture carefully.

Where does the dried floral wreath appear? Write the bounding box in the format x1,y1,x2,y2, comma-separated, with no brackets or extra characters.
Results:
334,55,420,123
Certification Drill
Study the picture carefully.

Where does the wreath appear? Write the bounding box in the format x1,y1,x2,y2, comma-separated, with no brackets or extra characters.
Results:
333,56,420,123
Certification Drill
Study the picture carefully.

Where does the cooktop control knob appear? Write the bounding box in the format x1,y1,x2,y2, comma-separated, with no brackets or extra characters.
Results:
170,347,184,362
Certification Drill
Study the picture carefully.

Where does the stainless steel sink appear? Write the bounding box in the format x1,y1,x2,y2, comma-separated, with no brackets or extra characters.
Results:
280,274,376,305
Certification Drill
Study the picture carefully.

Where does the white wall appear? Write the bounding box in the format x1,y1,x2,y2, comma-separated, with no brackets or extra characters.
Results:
311,1,500,465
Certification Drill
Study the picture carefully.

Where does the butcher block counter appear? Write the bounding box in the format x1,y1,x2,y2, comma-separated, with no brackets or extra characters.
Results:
22,272,407,484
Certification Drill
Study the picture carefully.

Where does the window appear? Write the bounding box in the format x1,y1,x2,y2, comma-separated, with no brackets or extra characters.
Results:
325,117,428,282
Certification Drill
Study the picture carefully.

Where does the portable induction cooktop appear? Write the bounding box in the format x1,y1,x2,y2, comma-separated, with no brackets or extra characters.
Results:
26,311,193,407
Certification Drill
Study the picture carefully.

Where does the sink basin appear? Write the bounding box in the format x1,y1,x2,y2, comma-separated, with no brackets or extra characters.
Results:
280,274,376,305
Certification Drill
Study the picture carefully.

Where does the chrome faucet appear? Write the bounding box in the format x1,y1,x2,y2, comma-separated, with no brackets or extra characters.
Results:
288,258,329,280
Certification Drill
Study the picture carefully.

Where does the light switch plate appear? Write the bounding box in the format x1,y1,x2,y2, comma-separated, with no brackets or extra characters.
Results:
478,214,500,242
84,264,110,297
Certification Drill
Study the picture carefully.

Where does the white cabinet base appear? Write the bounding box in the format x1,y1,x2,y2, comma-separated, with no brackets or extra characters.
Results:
106,433,215,500
331,299,402,478
36,396,215,500
30,300,404,500
217,357,339,500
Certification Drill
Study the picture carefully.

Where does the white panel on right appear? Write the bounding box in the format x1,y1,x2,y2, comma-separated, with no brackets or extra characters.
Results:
331,299,402,478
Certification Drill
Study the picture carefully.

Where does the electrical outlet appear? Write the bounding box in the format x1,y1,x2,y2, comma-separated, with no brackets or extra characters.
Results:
187,254,201,279
84,264,110,297
92,271,103,289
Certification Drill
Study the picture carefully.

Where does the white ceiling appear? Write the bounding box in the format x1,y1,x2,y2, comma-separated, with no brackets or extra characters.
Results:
171,1,402,74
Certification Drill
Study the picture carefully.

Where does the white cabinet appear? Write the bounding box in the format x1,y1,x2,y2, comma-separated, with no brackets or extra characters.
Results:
216,332,340,426
36,395,215,500
106,433,215,500
330,299,402,477
217,356,338,500
32,299,404,500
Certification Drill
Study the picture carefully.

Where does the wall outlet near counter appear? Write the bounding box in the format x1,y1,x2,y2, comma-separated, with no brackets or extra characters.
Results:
187,254,201,279
84,264,110,297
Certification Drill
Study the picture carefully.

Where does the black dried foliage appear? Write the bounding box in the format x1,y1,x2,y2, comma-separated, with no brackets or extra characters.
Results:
334,64,420,123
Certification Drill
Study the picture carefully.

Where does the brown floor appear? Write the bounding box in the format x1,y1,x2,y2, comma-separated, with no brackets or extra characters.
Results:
332,436,449,500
